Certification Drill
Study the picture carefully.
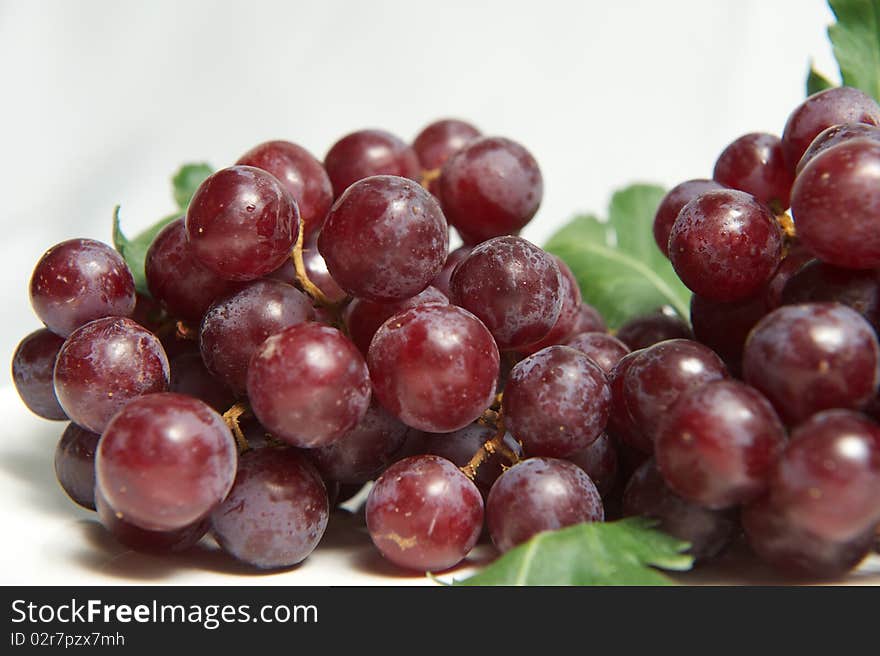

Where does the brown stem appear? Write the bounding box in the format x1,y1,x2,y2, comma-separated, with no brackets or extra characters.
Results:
776,212,796,240
460,415,520,480
175,321,198,341
420,168,441,190
291,227,334,306
222,401,251,453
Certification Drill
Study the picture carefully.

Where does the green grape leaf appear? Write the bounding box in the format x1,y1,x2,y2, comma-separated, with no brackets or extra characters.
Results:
112,206,180,297
807,61,836,95
452,518,693,586
172,162,213,210
827,0,880,101
544,184,691,329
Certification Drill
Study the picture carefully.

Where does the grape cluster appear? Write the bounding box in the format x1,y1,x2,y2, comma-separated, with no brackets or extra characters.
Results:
11,96,880,581
647,85,880,577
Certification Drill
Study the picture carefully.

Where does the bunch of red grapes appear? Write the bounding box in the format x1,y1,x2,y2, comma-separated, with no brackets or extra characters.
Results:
10,87,880,580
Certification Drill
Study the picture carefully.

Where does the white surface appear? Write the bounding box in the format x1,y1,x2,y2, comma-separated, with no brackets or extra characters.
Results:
0,0,866,585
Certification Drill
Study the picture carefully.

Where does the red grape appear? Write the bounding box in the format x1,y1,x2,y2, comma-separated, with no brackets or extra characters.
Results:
653,179,725,257
518,256,582,354
367,304,499,433
53,317,170,433
743,303,879,425
30,239,136,337
247,323,371,448
54,423,100,510
669,189,783,301
12,328,67,420
145,218,239,323
186,165,299,281
439,136,543,244
791,138,880,269
769,410,880,541
566,433,618,498
486,457,603,553
211,447,329,569
450,236,562,350
96,392,237,531
656,380,786,509
781,86,880,171
324,129,420,197
199,279,314,394
318,176,448,302
796,122,880,173
236,140,333,241
413,119,481,170
713,132,793,212
614,311,692,350
565,332,630,374
366,455,483,571
429,245,472,299
503,346,611,458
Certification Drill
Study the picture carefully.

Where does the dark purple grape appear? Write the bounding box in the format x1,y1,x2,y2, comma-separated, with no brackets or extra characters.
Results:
308,403,409,485
796,122,880,173
713,132,794,212
503,346,611,458
565,332,630,374
606,350,648,453
566,433,618,497
791,138,880,269
742,495,874,578
450,236,562,350
653,179,726,257
236,140,333,242
366,455,483,571
438,136,543,244
211,447,329,569
622,459,735,561
199,279,314,394
168,351,235,412
769,410,880,541
324,129,420,197
96,489,210,553
185,166,299,281
669,189,784,301
743,303,880,425
655,380,786,509
247,323,371,448
571,303,607,334
368,304,499,433
12,328,67,420
413,119,481,170
343,286,448,355
131,292,167,334
518,256,582,354
29,238,136,337
429,246,471,299
690,293,771,375
96,392,237,531
764,242,813,307
781,86,880,171
422,424,522,498
54,423,99,510
781,259,880,331
622,339,728,449
317,176,448,302
145,218,239,323
614,311,692,351
53,317,170,433
486,457,603,553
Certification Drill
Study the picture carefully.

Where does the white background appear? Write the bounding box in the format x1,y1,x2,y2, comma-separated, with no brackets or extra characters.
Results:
0,0,859,584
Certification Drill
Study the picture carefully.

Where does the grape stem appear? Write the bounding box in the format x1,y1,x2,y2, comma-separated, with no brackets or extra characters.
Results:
776,212,796,240
461,414,520,480
291,227,335,307
420,167,441,190
175,320,198,341
222,401,251,453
